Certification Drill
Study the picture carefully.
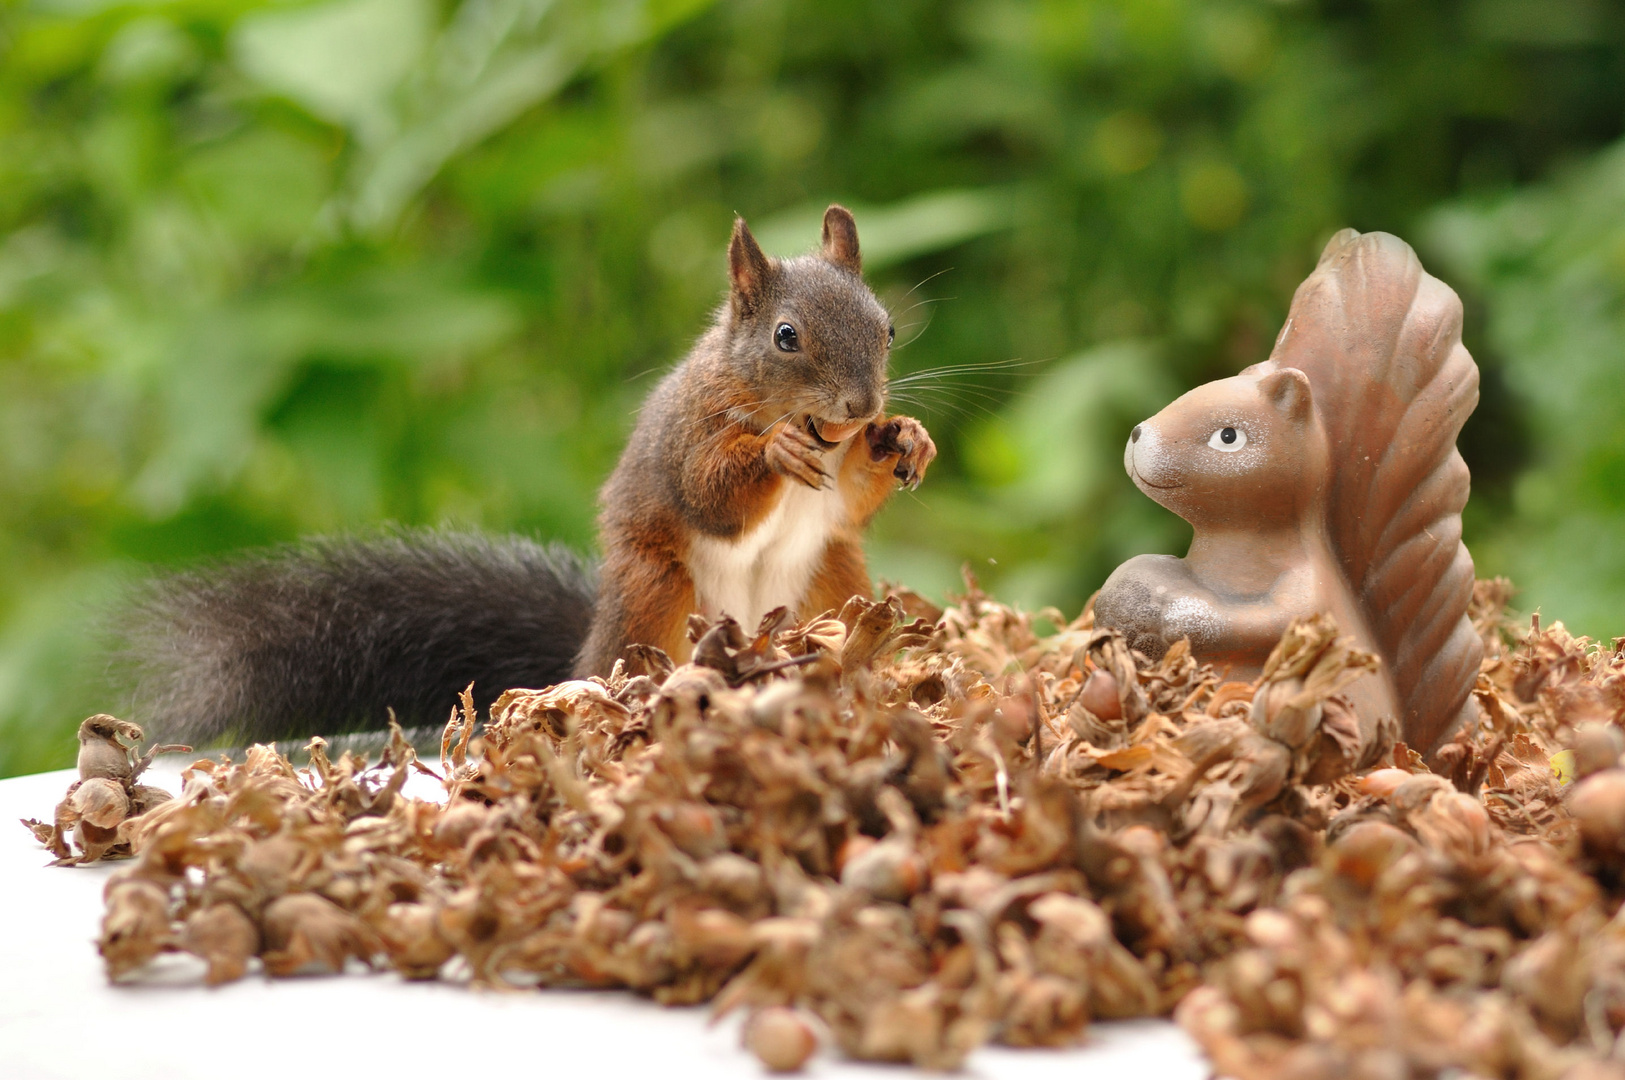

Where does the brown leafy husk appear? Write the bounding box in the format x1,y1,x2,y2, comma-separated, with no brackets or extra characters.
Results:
21,715,190,864
30,575,1625,1077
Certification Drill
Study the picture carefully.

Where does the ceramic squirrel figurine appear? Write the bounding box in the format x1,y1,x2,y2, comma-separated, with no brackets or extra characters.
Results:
1095,229,1482,754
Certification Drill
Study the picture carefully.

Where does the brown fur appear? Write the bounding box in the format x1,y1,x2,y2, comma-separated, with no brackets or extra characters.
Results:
802,538,875,617
575,207,935,675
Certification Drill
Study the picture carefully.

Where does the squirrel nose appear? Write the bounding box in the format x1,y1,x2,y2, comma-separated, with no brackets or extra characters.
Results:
1130,425,1142,443
840,394,875,419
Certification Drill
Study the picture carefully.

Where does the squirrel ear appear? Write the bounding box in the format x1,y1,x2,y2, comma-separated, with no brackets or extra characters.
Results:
821,204,861,273
728,217,773,317
1260,366,1313,421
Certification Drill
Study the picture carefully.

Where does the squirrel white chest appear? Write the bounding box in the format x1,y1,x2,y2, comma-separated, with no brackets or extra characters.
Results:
687,463,847,630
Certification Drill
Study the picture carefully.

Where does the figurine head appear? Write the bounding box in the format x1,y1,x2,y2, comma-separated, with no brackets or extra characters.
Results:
1123,363,1328,529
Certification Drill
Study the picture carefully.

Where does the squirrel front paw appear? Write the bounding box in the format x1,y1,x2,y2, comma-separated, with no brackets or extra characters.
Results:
866,416,937,489
765,422,830,489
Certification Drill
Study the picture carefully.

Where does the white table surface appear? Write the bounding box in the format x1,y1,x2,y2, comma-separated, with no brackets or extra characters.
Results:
0,762,1208,1080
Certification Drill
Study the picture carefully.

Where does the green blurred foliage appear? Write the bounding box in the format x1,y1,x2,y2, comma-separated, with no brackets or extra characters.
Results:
1428,143,1625,641
1,0,1622,775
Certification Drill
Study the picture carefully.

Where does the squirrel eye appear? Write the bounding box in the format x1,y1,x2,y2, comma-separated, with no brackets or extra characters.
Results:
887,324,895,346
774,323,799,352
1208,427,1247,452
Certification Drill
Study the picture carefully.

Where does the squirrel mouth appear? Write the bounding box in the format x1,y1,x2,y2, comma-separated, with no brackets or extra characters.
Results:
805,416,864,448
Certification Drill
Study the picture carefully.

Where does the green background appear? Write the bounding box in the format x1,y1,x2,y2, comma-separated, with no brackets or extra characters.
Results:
2,0,1623,776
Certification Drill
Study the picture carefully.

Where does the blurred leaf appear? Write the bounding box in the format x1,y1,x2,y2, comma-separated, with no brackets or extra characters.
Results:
990,341,1179,520
346,0,721,232
234,0,433,139
1427,140,1625,638
755,187,1026,269
182,129,331,247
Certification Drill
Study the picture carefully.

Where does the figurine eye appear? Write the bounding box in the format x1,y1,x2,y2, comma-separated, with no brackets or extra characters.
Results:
1208,427,1247,451
774,323,799,352
887,324,895,346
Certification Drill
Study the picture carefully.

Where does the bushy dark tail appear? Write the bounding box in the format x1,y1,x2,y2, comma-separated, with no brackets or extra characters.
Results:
119,530,596,746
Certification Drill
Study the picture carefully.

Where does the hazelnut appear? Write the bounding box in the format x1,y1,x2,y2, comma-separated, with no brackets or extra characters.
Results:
744,1007,818,1073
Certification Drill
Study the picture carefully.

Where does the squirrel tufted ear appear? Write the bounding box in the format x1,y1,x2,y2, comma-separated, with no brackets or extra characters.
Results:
821,204,861,273
728,216,773,317
1260,366,1313,421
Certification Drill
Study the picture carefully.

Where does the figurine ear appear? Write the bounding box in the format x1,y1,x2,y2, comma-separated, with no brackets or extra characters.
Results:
1318,227,1362,267
1260,367,1313,421
821,204,861,273
729,217,774,317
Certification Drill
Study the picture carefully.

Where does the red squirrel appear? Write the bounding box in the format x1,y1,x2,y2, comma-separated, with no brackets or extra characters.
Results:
126,206,935,744
1095,229,1482,754
579,206,934,675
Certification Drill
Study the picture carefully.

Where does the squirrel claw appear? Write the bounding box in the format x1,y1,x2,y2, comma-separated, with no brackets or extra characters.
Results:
867,416,936,489
766,423,830,489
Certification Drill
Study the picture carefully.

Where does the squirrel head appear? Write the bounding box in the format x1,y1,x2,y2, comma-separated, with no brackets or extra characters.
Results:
1124,363,1329,529
724,205,892,442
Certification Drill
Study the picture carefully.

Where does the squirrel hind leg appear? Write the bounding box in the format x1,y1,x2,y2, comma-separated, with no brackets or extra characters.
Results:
800,537,874,617
575,554,696,679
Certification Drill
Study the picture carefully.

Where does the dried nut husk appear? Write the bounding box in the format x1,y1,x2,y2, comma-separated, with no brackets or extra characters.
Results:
698,853,766,910
853,986,965,1068
655,801,729,858
76,715,134,780
999,970,1089,1048
993,695,1038,745
127,784,173,816
1329,820,1418,889
379,902,456,979
744,1007,819,1072
432,800,489,850
1409,789,1493,860
622,921,677,988
30,713,192,864
71,777,130,829
238,835,306,900
75,819,123,863
834,834,876,875
674,907,755,969
183,903,260,986
41,592,1625,1077
1249,679,1322,750
261,894,377,977
100,878,174,979
581,902,635,948
839,838,927,902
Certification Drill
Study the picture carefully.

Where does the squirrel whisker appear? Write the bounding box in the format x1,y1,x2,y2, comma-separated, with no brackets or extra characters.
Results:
898,265,955,301
684,399,765,432
891,295,955,321
889,357,1047,384
884,391,1000,423
756,410,797,439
